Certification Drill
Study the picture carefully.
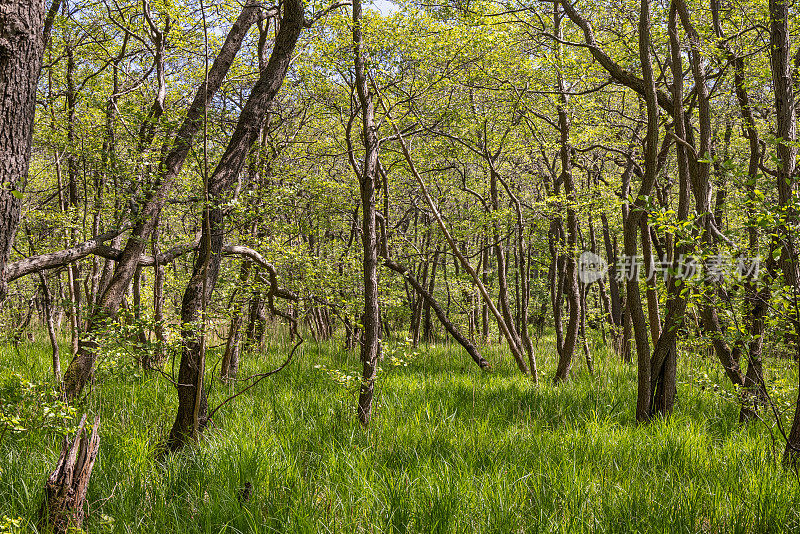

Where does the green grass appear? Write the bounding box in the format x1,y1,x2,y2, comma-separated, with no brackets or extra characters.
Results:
1,330,799,533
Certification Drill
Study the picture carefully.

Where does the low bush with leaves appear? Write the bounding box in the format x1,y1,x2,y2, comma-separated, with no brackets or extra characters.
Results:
0,372,76,446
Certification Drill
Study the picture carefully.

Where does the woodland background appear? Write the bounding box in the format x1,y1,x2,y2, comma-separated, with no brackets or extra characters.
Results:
1,0,800,530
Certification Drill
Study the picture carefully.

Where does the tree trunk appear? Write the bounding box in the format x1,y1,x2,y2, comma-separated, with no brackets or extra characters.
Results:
640,219,661,346
352,0,381,427
383,257,490,370
0,0,47,301
39,272,61,382
422,250,439,343
149,219,166,368
648,1,691,417
710,0,769,422
553,3,581,383
631,0,660,421
600,213,622,329
548,220,565,356
767,0,800,466
168,0,304,448
38,414,100,534
481,240,490,343
64,39,82,356
62,6,263,401
221,261,251,380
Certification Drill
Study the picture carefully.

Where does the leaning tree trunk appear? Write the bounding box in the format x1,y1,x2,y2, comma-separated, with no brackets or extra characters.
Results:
61,5,263,401
168,0,304,448
389,123,530,374
38,414,100,534
383,257,490,370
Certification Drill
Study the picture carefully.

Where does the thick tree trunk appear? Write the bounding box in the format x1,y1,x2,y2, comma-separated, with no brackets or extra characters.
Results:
767,0,800,466
0,0,47,301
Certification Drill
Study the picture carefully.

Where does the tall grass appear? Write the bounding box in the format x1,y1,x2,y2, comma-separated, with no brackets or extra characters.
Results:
0,330,798,533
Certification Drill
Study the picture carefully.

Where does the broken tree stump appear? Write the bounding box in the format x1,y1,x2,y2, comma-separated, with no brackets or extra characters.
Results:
38,414,101,533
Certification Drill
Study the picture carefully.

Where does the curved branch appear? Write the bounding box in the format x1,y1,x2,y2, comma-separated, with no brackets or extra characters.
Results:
7,222,132,281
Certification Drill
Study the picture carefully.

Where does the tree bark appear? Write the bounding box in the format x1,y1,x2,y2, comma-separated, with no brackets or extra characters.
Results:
648,1,692,416
630,0,659,421
352,0,381,427
38,414,100,534
167,0,305,448
710,0,768,422
0,0,48,300
62,6,263,401
553,2,580,383
767,0,800,467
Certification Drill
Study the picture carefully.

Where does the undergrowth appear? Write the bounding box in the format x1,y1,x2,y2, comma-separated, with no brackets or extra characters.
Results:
0,329,798,533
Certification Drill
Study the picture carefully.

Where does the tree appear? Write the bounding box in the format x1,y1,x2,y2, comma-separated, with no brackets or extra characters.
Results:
0,0,50,301
168,0,306,448
351,0,381,427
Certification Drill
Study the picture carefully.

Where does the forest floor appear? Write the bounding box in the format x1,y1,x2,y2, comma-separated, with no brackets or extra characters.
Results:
1,331,799,533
